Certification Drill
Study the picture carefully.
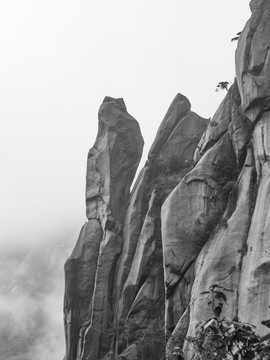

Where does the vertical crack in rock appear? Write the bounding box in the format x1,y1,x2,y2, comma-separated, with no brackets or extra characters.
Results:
182,148,255,358
235,1,270,336
238,111,270,335
63,2,270,359
236,0,270,122
113,94,208,359
63,97,143,360
163,1,270,358
161,130,239,341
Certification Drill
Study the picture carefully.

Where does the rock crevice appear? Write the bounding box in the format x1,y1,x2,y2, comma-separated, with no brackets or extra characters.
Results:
64,1,270,359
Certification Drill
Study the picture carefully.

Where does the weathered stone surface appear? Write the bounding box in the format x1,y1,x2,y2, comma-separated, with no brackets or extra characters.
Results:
238,111,270,334
162,131,238,336
115,95,207,315
163,2,270,358
183,148,255,357
148,93,191,162
194,85,233,163
111,94,207,359
64,220,102,360
64,2,270,360
64,97,143,360
86,96,144,225
116,191,163,321
80,230,123,360
195,81,252,165
236,0,270,122
64,92,207,360
116,94,208,300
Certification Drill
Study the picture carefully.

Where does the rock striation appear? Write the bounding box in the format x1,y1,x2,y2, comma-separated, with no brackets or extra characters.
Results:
64,1,270,359
64,94,208,359
64,97,144,360
114,94,208,359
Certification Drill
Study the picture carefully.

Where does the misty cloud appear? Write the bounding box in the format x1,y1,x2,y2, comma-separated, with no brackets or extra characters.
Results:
0,235,74,360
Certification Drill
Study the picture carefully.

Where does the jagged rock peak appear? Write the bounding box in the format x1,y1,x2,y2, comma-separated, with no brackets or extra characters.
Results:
64,92,208,360
63,1,270,359
102,96,127,111
86,96,144,224
115,93,208,317
64,97,143,360
148,93,191,162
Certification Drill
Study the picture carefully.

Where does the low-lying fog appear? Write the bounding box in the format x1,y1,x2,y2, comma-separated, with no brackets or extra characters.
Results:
0,234,75,360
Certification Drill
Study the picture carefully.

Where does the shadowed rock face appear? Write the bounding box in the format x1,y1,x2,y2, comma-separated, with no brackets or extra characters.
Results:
166,4,270,351
64,1,270,359
113,94,208,358
64,94,208,360
162,82,254,358
63,97,143,360
85,96,144,225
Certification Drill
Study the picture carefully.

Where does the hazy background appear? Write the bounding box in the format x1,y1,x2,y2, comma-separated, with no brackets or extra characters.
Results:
0,1,251,359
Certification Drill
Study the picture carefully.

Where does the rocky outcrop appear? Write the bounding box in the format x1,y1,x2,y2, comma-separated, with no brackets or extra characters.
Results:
236,0,270,121
167,0,270,358
114,94,207,358
236,1,270,334
63,97,144,360
161,84,246,353
64,94,207,360
64,1,270,359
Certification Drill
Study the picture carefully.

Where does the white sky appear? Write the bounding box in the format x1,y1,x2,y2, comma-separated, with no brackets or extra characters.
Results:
0,0,251,249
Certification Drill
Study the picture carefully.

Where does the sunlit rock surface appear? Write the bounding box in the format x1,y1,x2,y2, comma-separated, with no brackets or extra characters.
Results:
64,1,270,359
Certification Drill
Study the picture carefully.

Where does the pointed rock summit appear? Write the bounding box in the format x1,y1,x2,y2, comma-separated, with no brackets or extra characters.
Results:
64,97,143,360
64,1,270,359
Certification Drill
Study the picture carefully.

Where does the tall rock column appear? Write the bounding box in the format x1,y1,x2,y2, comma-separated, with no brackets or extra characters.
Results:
113,94,208,359
236,0,270,122
162,1,270,358
236,0,270,333
63,97,143,360
161,84,242,350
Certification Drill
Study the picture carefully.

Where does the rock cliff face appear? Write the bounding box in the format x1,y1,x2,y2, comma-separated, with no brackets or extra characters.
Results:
64,97,144,360
114,94,207,359
64,1,270,359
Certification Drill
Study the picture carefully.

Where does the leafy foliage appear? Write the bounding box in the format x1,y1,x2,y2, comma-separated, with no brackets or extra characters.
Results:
187,317,270,359
186,285,270,359
132,318,166,359
216,81,230,91
200,284,233,319
108,317,166,360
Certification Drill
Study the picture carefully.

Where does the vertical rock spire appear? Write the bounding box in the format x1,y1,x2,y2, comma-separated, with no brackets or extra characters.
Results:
63,97,143,360
63,2,270,359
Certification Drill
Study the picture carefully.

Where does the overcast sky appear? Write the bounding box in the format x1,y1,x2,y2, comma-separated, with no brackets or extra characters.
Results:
0,0,251,249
